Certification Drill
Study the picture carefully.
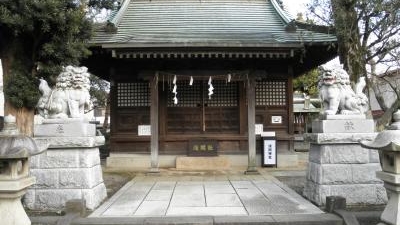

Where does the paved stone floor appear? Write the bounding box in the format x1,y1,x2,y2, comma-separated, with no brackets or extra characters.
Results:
90,170,322,217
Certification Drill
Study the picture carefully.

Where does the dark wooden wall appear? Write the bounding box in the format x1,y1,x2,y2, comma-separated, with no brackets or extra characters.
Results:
109,59,293,155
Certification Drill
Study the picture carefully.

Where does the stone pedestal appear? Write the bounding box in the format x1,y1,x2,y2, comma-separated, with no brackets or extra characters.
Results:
376,172,400,225
25,121,107,211
0,115,48,225
303,117,387,206
360,110,400,225
0,159,35,225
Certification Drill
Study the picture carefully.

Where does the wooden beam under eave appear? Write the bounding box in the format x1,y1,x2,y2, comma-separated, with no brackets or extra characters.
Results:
112,50,295,60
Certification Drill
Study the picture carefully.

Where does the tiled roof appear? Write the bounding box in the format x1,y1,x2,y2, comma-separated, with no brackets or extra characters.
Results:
91,0,336,48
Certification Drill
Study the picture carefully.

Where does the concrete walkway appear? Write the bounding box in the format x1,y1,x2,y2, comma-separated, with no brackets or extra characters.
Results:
90,170,322,218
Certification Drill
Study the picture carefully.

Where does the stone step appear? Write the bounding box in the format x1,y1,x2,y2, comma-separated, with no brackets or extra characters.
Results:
32,213,343,225
105,153,302,169
176,156,231,170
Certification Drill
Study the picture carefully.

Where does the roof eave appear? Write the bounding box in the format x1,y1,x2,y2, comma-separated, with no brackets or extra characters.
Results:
108,0,131,28
270,0,292,24
99,42,304,49
295,21,336,35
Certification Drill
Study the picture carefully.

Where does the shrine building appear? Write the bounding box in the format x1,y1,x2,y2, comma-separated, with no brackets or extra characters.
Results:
85,0,337,171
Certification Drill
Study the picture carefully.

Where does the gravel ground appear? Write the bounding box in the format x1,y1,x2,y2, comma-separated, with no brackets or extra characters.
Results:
102,171,136,197
274,175,306,196
274,174,384,225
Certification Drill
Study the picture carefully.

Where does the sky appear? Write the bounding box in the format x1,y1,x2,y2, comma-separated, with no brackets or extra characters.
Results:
283,0,343,68
283,0,397,74
283,0,310,18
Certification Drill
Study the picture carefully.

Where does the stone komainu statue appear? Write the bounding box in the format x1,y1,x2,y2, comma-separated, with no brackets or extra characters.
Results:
37,66,92,119
318,65,369,115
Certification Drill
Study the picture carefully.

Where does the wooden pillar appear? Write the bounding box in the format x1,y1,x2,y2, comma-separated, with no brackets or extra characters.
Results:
109,67,116,135
287,66,294,152
239,81,247,151
246,74,258,174
109,67,117,153
149,74,159,173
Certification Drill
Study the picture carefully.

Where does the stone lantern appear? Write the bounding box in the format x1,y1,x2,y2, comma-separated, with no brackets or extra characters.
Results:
361,110,400,225
0,115,48,225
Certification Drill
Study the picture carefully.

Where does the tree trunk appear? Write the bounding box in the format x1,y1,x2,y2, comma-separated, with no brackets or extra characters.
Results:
5,102,34,135
331,0,366,83
370,74,391,111
376,100,400,131
2,56,34,136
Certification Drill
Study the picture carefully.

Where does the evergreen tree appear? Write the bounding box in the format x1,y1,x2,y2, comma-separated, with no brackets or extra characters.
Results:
293,69,319,97
0,0,115,135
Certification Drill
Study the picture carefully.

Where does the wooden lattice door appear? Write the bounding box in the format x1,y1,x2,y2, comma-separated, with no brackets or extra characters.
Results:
167,80,239,134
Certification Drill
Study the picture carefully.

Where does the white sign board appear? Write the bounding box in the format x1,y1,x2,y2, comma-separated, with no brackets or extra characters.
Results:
261,131,275,137
255,124,263,135
263,139,276,166
138,125,151,136
271,116,282,124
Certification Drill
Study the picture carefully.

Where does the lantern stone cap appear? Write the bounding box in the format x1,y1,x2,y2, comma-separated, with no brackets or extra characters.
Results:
4,115,16,123
0,114,48,159
0,137,48,159
1,114,19,136
360,110,400,151
0,177,35,191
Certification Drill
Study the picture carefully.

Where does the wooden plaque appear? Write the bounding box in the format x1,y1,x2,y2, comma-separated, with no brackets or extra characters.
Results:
188,139,218,156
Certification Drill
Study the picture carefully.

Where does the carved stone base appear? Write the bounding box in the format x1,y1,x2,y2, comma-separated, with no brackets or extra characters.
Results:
34,122,96,137
303,131,387,206
27,122,106,211
0,177,35,225
312,119,374,133
25,147,106,211
375,172,400,225
0,197,31,225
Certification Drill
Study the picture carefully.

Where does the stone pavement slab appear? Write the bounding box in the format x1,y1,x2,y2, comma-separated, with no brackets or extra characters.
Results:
152,181,176,190
167,206,248,216
205,184,235,194
206,193,242,207
170,193,206,207
90,171,323,218
134,200,169,216
145,190,173,201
